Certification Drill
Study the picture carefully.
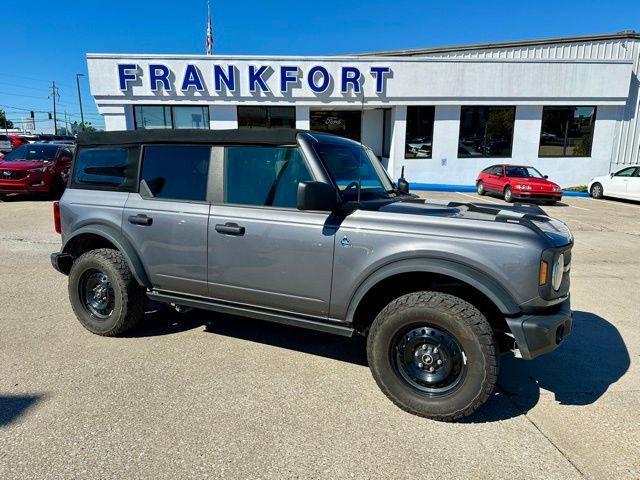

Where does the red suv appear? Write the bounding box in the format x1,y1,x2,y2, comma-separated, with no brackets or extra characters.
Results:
0,143,73,199
476,164,562,204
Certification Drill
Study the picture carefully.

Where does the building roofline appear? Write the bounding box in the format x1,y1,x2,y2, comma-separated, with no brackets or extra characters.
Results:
355,31,640,57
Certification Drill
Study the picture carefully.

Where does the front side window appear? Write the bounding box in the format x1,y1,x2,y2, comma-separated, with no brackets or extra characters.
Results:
614,167,637,177
72,146,139,190
141,145,210,201
539,106,596,157
405,106,435,158
458,106,515,158
237,107,296,129
505,166,544,178
224,146,311,208
313,141,394,201
134,106,210,130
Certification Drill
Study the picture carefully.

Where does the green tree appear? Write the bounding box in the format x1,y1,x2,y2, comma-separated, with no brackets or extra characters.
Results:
78,121,97,132
0,109,14,129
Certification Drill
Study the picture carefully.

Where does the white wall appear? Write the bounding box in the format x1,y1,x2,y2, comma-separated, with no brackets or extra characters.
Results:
361,109,384,156
295,106,310,130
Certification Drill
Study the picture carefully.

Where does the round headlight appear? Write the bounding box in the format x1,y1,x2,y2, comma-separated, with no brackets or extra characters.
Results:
551,253,564,291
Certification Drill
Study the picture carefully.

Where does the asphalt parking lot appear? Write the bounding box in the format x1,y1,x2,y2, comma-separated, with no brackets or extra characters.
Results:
1,192,638,479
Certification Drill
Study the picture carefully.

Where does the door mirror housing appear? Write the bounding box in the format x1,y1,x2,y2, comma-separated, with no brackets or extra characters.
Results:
297,181,338,211
543,175,549,179
610,172,615,178
397,177,410,195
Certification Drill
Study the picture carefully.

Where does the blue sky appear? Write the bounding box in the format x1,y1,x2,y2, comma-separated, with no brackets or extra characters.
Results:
2,0,638,133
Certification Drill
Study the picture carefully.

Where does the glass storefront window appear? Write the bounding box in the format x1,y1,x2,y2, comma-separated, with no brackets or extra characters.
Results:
172,106,210,129
310,110,362,142
134,106,171,129
405,106,435,158
237,106,296,128
134,106,210,129
458,106,515,157
539,106,596,157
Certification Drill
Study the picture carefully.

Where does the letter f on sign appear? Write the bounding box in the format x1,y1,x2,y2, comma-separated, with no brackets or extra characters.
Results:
118,64,138,91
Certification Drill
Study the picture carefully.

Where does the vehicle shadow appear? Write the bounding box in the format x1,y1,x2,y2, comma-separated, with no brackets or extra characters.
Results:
131,307,628,423
464,310,630,423
0,193,52,202
0,394,43,427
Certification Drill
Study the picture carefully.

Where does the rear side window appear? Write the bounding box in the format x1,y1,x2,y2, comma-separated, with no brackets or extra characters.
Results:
72,146,140,191
141,145,211,201
224,146,312,208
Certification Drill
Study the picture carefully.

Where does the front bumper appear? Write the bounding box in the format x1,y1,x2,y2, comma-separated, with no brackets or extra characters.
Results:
513,191,562,201
0,177,50,194
506,297,572,359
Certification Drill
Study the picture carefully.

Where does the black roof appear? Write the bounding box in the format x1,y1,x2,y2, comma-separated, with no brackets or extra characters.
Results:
76,128,311,147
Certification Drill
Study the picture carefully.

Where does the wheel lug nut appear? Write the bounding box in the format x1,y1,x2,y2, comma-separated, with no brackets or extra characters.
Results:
433,347,439,354
437,359,442,365
429,367,434,372
418,363,423,368
422,344,427,350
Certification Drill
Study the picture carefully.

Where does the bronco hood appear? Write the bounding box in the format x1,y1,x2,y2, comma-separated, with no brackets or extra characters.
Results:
378,198,572,247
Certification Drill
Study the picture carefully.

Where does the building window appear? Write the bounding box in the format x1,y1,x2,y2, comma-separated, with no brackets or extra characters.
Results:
458,106,515,158
237,106,296,128
141,145,211,201
405,106,435,158
134,106,210,130
539,106,596,157
310,110,362,142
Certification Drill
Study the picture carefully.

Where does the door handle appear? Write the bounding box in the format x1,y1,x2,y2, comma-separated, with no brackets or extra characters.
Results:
128,214,153,226
215,222,245,236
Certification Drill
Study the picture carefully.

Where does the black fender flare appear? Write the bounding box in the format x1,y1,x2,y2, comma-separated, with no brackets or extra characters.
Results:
62,225,152,289
345,258,521,323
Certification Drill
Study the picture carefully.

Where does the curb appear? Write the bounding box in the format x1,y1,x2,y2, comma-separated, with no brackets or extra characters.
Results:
411,183,590,197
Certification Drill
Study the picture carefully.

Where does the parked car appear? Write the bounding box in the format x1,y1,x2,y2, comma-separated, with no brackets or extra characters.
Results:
476,164,563,204
0,143,73,198
588,166,640,201
51,129,573,421
0,134,13,153
7,134,30,149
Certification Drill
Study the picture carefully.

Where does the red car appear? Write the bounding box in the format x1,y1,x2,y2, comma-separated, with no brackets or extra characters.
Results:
0,143,73,199
476,164,563,204
7,134,30,149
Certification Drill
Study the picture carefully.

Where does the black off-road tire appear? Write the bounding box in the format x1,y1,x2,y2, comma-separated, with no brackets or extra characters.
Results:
476,181,486,195
367,291,498,421
68,248,146,336
503,186,514,203
590,182,603,199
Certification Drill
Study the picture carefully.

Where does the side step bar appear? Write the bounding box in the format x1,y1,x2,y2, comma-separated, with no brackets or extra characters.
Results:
147,291,354,337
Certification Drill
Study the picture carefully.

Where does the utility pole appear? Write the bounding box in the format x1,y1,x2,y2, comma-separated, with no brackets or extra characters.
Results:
65,111,69,135
76,73,85,128
49,81,60,135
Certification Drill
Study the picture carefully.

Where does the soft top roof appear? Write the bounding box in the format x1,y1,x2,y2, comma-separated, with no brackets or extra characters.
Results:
76,128,312,147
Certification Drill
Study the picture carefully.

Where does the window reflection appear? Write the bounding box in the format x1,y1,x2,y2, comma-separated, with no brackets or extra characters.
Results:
539,106,596,157
405,106,435,158
134,106,210,130
458,106,515,158
237,106,296,128
310,110,362,142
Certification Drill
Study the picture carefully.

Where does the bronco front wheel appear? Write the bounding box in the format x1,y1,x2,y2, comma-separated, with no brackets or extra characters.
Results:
367,291,498,421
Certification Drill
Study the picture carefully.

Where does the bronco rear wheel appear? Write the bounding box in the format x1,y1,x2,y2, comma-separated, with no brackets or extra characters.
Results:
367,291,497,421
68,248,146,336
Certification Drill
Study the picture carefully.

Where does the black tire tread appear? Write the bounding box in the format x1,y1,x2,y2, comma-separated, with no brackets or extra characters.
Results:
69,248,145,336
367,291,497,422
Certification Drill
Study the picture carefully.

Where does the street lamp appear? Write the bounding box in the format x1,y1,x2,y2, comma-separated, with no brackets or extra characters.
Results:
76,73,85,129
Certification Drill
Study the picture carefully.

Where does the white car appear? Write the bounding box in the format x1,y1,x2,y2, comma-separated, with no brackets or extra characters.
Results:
589,166,640,201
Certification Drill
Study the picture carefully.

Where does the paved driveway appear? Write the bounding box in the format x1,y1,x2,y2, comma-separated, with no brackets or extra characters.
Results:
0,193,638,479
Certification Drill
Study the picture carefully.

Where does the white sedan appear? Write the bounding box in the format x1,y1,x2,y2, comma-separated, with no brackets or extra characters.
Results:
589,166,640,201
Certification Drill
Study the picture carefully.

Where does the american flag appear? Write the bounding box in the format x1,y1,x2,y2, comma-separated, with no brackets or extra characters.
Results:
205,1,213,55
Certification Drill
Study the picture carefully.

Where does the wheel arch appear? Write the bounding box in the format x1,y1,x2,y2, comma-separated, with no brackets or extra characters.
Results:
61,225,152,289
346,258,520,334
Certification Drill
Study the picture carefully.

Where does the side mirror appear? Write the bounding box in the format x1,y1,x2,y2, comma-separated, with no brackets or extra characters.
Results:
397,177,410,195
610,173,615,178
544,175,549,179
397,165,410,194
297,181,338,211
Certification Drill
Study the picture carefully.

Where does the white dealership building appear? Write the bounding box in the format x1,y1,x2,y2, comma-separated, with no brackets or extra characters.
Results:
87,31,640,188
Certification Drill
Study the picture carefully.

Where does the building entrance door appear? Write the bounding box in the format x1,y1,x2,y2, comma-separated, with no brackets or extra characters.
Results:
310,110,362,142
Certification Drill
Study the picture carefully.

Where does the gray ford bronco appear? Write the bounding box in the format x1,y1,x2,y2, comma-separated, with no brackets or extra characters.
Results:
51,128,573,421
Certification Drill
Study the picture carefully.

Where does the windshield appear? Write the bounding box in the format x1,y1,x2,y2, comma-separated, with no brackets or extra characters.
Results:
313,141,394,200
505,166,544,178
4,145,58,162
